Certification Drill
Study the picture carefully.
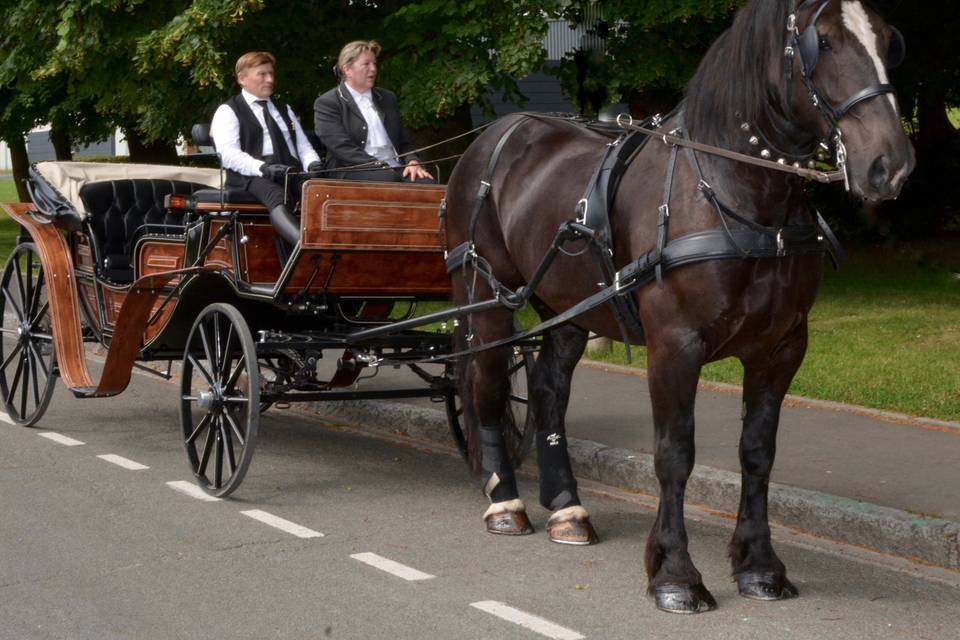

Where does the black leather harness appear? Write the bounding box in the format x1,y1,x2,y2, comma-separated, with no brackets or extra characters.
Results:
443,112,842,359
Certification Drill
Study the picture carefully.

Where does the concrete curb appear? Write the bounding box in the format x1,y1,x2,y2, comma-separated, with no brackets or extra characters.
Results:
304,398,960,571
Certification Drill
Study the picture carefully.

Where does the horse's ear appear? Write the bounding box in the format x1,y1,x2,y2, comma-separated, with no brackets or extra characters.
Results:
887,26,906,69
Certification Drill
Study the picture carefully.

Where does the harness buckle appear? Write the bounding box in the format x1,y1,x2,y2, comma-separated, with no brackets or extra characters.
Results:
776,229,786,257
834,131,851,192
616,113,634,129
651,113,663,128
787,13,797,33
658,203,670,220
698,179,715,200
576,198,589,225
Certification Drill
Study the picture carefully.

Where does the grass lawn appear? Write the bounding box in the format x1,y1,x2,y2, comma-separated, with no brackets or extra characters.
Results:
1,174,957,421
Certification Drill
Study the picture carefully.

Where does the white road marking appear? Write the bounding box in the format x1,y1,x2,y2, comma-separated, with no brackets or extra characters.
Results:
470,601,585,640
166,480,221,502
350,552,435,581
37,432,85,446
0,412,14,425
240,509,324,539
97,454,149,470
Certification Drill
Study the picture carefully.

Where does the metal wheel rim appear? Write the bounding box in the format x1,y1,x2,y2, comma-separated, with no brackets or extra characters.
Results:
0,243,57,426
180,303,259,497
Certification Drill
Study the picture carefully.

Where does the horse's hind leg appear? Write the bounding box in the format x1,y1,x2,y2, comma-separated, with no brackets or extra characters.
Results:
459,308,534,536
530,322,598,545
644,338,717,613
730,323,807,601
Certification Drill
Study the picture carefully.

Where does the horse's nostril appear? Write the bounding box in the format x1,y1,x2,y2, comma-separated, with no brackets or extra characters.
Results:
868,155,890,191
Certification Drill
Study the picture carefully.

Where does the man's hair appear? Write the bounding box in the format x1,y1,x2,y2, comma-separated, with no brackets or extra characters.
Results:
235,51,276,76
337,40,381,73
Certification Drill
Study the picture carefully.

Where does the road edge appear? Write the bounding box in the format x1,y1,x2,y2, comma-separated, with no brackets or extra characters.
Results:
299,398,960,572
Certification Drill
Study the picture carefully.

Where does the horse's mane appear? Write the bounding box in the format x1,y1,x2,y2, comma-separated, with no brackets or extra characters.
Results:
684,0,814,152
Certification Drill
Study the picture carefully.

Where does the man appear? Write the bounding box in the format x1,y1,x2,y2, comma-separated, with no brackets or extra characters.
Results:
314,40,433,182
210,51,322,245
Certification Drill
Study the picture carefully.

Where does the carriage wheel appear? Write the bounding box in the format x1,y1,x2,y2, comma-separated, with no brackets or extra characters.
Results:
446,342,536,469
0,243,57,426
179,303,259,498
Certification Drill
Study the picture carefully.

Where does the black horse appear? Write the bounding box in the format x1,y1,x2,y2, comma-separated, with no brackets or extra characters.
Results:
443,0,914,614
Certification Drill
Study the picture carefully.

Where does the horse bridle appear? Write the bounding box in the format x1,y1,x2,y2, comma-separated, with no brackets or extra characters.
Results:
784,0,906,188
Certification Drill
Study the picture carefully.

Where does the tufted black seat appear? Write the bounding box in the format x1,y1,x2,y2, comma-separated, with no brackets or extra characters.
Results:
79,179,210,282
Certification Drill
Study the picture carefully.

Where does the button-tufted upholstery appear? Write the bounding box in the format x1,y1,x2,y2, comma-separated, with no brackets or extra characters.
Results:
79,179,209,282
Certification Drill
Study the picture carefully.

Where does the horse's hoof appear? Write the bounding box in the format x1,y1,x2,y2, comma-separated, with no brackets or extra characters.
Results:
651,584,718,614
735,572,799,601
546,507,598,545
484,510,534,536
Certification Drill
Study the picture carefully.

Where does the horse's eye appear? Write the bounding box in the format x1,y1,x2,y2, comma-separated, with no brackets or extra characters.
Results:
818,36,832,51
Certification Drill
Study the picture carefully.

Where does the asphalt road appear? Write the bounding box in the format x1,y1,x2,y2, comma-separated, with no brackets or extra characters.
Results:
1,370,958,640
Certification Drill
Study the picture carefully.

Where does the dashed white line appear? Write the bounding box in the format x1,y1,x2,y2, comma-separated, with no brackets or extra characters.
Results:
97,454,149,470
37,432,85,446
470,601,585,640
350,552,435,581
166,480,221,502
240,509,324,539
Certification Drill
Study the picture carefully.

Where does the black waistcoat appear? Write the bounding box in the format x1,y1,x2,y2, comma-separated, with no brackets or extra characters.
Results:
226,94,298,161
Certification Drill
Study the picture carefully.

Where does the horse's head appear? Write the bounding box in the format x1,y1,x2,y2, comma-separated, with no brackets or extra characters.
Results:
784,0,915,202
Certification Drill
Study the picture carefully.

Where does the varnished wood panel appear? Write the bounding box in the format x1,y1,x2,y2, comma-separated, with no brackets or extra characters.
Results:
102,287,126,327
205,221,234,272
73,233,94,272
78,281,101,333
237,220,282,284
138,241,184,276
282,251,451,296
301,180,446,251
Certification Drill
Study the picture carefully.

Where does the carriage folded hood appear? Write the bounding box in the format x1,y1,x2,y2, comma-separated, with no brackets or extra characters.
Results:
33,161,223,218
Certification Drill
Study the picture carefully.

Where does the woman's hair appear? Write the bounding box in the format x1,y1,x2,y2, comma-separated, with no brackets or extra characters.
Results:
337,40,381,72
235,51,276,76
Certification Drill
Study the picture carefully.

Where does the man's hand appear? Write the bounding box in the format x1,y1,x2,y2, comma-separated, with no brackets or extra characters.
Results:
402,159,433,182
307,160,324,173
260,163,294,180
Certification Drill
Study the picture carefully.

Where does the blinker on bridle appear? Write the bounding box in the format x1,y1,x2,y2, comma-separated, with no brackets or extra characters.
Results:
782,0,906,190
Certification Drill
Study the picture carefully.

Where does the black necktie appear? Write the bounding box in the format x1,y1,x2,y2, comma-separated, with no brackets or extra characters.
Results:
255,99,298,166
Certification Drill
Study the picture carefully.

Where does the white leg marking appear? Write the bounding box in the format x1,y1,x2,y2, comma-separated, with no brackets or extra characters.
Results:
97,454,149,470
350,552,435,581
240,509,324,539
470,601,585,640
842,1,898,113
483,498,526,520
37,432,85,447
547,505,589,525
0,412,15,425
165,480,221,502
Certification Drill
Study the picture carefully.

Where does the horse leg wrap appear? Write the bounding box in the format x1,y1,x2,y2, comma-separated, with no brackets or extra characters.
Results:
536,431,580,510
480,425,518,503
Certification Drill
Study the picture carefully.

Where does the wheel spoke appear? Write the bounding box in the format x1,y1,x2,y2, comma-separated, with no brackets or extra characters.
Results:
221,420,237,475
28,268,44,321
218,323,235,385
27,341,49,378
12,255,25,313
6,351,24,407
24,251,33,322
223,407,246,446
18,351,29,418
1,341,24,372
187,354,217,390
213,422,224,489
29,300,49,329
3,282,25,321
185,411,213,445
197,424,215,476
224,359,246,393
28,347,40,408
197,321,216,380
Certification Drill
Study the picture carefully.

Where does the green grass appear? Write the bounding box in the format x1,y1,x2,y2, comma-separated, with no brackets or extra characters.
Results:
0,180,23,259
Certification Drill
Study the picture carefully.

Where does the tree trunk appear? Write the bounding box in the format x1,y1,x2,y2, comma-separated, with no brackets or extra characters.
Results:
49,125,73,161
124,128,179,164
6,134,31,202
406,104,475,183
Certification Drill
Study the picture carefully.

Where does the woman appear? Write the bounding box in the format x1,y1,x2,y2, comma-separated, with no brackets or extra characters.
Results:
314,40,433,182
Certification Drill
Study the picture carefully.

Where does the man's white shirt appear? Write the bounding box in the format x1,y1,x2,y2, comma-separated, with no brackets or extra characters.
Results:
344,84,400,167
210,89,320,176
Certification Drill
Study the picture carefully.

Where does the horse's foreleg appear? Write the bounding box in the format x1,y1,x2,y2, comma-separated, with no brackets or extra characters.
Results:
644,338,716,613
530,324,598,545
730,322,807,601
470,311,534,536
